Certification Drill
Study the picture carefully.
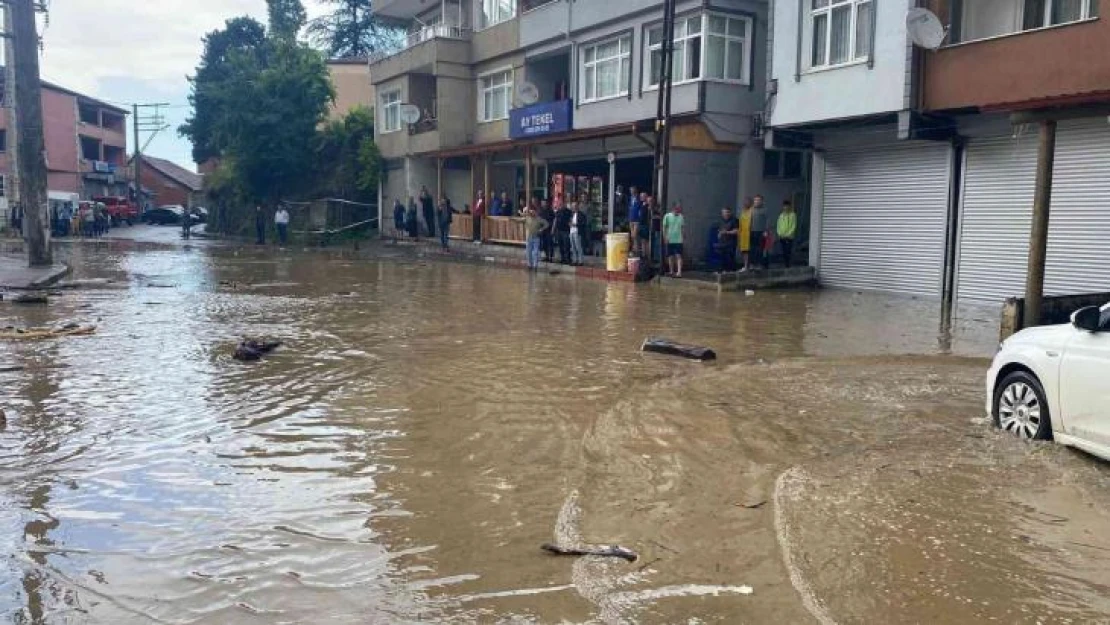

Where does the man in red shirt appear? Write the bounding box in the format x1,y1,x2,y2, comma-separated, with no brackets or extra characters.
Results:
472,189,486,243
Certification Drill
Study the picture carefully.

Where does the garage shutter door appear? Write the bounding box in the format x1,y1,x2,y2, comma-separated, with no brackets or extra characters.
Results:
955,133,1039,304
1045,119,1110,294
957,120,1110,304
819,142,951,296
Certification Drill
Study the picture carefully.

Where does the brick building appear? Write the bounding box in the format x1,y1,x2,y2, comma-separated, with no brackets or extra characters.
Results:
136,155,203,208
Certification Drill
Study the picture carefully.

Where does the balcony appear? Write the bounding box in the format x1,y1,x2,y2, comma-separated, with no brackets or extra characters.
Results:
370,25,471,82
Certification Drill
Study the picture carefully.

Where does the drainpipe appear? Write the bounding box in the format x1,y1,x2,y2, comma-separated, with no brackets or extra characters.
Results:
565,0,572,39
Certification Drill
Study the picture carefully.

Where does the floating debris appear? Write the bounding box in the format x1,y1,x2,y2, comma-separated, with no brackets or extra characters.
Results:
541,543,638,562
233,339,283,362
0,325,96,340
641,337,717,361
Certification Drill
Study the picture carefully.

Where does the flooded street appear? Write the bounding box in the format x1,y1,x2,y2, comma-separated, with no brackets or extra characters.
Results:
0,231,1107,624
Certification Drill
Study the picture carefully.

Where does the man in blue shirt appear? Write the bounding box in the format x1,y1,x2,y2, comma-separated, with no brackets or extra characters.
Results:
490,191,503,217
628,186,642,253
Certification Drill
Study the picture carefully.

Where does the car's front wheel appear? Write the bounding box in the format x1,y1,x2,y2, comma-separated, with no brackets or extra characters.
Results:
994,371,1053,440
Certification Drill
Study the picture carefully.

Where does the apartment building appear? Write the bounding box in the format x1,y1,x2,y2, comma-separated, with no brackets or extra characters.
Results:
371,0,803,263
766,0,1109,304
0,75,130,224
327,58,375,120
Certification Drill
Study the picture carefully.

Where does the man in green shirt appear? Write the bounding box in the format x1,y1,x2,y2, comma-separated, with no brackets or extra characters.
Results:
777,200,798,268
662,203,685,278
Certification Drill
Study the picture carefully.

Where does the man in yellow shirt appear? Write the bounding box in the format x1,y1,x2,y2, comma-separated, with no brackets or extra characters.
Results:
776,200,798,268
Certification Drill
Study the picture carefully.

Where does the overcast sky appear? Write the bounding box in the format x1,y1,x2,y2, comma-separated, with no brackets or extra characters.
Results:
38,1,330,172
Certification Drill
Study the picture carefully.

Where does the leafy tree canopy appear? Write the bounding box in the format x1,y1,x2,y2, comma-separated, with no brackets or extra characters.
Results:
308,0,402,59
267,0,307,41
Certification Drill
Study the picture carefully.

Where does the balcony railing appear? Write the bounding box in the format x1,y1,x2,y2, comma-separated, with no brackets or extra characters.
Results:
370,24,470,64
408,117,438,135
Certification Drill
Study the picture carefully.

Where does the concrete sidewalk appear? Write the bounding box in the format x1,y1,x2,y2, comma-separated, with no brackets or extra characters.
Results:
0,254,70,290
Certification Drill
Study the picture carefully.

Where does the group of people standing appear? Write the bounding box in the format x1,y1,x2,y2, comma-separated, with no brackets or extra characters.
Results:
710,194,797,274
50,202,110,238
393,186,455,249
519,196,591,269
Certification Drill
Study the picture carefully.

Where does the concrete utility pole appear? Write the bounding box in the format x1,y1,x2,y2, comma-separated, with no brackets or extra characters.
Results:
9,0,50,266
3,4,20,214
132,103,141,210
1023,119,1057,326
130,102,170,216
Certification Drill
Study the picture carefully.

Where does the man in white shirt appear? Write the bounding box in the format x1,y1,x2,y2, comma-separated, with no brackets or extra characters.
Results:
274,206,290,245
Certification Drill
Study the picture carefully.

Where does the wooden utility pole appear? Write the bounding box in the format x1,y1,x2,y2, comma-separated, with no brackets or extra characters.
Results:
651,0,677,275
10,0,50,265
1023,120,1056,326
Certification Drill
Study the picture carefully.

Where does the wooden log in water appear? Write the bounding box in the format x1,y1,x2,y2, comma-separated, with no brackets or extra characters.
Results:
541,543,638,562
640,337,717,361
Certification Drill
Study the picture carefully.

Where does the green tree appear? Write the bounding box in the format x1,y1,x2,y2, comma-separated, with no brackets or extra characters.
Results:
180,17,268,164
308,0,402,59
267,0,307,41
314,106,381,202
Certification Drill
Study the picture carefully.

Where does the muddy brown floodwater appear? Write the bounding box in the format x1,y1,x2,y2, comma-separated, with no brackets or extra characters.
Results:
0,234,1107,624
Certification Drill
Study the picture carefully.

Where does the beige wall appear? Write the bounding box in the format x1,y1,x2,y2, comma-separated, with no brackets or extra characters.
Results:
327,62,375,119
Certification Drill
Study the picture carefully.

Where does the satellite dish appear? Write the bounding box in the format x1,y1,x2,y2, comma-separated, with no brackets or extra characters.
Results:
399,104,421,125
516,82,540,106
907,8,946,50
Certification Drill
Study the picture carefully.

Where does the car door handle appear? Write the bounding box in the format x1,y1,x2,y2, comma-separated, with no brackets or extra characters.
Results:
1046,350,1060,357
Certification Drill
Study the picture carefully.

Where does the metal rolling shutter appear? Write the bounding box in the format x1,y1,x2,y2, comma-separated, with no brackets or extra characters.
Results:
955,133,1038,304
1045,119,1110,294
957,120,1110,305
819,142,951,296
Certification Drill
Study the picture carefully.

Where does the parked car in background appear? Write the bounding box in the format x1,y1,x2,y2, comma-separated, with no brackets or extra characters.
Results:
988,304,1110,461
144,205,185,225
188,206,208,226
92,196,138,225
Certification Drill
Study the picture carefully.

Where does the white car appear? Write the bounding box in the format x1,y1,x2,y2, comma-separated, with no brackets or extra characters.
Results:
987,304,1110,461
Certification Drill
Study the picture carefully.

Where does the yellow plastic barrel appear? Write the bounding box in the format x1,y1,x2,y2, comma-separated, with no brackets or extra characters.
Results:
606,233,631,272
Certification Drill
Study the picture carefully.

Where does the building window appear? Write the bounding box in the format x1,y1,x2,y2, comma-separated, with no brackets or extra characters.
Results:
0,175,6,198
581,35,631,102
380,90,402,133
952,0,1098,43
479,69,512,122
809,0,872,69
705,15,751,82
647,16,702,87
0,129,6,153
764,150,804,179
479,0,515,29
647,13,753,88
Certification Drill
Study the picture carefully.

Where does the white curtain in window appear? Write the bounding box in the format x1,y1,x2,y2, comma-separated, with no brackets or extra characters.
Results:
811,13,828,66
854,1,872,58
829,4,851,64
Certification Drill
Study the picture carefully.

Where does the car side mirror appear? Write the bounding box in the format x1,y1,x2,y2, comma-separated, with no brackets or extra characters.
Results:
1071,306,1101,332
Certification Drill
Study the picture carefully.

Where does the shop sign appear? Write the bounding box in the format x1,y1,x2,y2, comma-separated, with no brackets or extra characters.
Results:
510,99,573,139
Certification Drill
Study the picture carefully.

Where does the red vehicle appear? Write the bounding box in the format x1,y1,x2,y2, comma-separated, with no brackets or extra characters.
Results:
92,196,138,225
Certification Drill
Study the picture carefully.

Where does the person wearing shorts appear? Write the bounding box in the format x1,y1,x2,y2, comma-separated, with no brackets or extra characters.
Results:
662,203,685,278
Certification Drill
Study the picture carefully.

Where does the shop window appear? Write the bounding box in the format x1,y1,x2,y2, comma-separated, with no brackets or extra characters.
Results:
581,35,631,103
764,150,804,180
646,13,752,88
952,0,1098,43
806,0,872,69
0,175,6,198
479,69,512,122
380,90,402,133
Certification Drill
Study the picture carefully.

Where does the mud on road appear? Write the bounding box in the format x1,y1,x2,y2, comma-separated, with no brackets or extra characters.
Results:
0,238,1106,624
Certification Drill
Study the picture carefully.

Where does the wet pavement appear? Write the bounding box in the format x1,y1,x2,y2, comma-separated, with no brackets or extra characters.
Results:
0,229,1107,624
